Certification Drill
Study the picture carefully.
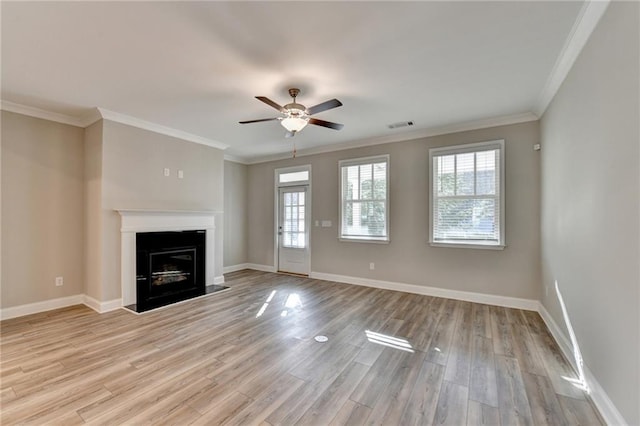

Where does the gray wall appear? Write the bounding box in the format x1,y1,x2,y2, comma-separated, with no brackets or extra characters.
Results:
1,112,226,308
1,111,85,307
98,120,225,301
540,2,639,424
84,120,104,301
224,160,248,267
248,121,541,300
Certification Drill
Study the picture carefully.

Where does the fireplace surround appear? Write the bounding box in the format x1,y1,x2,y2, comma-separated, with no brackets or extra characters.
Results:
117,209,217,311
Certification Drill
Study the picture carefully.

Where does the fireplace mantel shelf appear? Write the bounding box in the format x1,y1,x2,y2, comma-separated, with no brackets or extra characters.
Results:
115,209,218,215
115,209,216,233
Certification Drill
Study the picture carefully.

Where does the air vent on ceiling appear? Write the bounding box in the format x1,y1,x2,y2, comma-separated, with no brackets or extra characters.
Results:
387,121,414,129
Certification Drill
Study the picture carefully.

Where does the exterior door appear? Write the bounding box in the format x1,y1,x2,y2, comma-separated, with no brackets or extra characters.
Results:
278,186,309,275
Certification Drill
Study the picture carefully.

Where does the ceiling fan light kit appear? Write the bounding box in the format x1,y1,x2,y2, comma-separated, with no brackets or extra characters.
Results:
280,115,309,133
240,87,344,137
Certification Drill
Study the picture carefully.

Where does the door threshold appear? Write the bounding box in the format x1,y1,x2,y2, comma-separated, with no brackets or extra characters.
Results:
277,271,309,278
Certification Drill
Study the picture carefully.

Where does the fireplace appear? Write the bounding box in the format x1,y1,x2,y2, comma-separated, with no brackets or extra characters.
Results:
135,231,206,312
117,209,219,311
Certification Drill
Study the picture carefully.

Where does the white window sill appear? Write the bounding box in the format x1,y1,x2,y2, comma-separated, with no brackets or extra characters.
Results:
429,241,505,250
339,237,390,244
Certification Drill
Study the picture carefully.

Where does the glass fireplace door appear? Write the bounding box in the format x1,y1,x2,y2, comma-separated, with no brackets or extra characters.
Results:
148,248,197,298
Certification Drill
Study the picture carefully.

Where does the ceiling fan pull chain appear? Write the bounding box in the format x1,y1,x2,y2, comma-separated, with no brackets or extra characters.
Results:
292,140,297,158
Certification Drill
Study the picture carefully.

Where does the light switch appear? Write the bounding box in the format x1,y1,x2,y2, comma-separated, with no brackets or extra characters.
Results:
178,170,184,179
321,220,332,227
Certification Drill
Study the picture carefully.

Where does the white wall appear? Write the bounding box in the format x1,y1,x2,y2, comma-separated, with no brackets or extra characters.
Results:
248,121,541,300
540,2,639,424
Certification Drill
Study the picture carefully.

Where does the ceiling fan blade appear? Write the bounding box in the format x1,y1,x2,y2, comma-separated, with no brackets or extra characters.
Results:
256,96,286,112
239,117,279,124
285,131,295,138
309,118,344,130
307,98,343,115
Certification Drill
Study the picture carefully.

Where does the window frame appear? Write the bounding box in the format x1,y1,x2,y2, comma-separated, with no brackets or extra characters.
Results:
338,154,390,243
428,140,505,250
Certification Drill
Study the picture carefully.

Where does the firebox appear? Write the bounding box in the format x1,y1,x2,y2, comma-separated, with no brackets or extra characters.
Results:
135,230,206,312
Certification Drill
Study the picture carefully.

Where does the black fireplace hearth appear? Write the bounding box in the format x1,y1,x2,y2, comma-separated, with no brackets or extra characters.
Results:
134,230,206,312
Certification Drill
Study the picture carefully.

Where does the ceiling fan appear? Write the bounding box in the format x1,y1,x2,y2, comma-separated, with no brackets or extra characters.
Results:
239,88,344,138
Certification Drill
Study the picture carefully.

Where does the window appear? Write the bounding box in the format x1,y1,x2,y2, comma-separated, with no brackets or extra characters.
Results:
339,155,389,242
279,170,309,184
429,140,505,248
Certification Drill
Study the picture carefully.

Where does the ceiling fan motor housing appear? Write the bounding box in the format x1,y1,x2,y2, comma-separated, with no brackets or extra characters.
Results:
285,89,307,116
284,103,308,117
288,88,301,98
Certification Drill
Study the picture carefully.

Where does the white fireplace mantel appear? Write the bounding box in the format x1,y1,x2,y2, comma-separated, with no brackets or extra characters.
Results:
116,209,216,306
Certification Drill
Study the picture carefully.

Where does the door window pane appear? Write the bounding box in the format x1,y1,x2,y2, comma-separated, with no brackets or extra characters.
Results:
282,190,306,248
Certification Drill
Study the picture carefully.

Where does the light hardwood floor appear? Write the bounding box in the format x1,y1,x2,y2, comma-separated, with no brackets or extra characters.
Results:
1,270,603,425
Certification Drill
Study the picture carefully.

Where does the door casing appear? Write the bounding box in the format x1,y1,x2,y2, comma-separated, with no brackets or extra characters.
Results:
274,165,312,275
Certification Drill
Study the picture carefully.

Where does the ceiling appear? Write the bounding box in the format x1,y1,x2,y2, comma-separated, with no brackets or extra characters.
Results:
1,1,586,163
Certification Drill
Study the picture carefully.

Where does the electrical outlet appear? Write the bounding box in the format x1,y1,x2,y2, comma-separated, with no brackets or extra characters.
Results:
369,262,375,270
55,276,64,287
163,168,170,177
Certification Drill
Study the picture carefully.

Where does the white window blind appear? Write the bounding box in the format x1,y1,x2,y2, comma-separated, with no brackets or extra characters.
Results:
339,155,389,242
429,140,505,248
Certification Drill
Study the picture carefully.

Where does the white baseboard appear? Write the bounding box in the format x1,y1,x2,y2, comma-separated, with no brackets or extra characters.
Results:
537,303,574,365
0,272,624,425
0,294,84,320
246,263,277,273
537,303,627,426
223,263,250,274
83,295,122,314
1,279,229,319
310,271,539,311
223,263,277,274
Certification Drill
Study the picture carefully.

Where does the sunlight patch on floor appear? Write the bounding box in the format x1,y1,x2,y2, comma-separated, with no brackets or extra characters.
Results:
555,280,589,394
256,290,277,318
365,330,415,353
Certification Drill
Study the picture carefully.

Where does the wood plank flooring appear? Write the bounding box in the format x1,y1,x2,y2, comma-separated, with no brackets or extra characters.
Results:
0,270,603,425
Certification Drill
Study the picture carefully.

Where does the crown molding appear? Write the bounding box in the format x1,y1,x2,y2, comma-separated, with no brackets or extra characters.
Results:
0,101,228,151
0,100,86,127
79,107,103,127
534,0,610,117
244,111,538,165
223,154,249,165
97,108,228,150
